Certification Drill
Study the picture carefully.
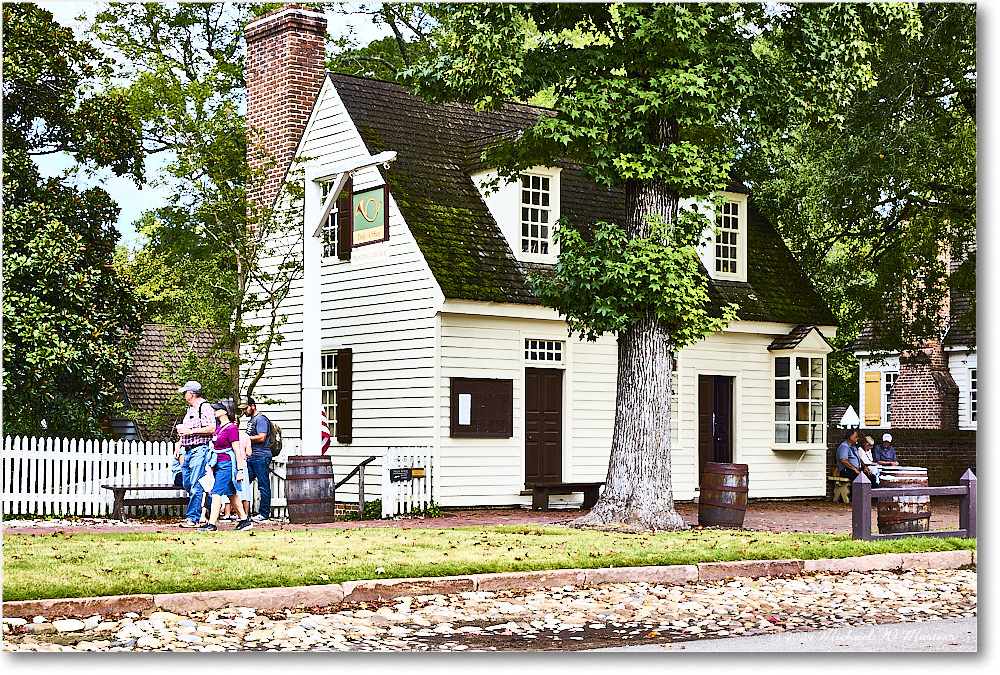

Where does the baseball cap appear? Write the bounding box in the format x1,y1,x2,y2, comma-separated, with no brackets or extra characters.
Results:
211,402,228,411
245,396,257,408
178,381,202,394
882,433,892,442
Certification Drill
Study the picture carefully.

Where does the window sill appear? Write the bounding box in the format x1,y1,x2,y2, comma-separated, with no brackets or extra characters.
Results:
771,444,824,452
517,252,558,265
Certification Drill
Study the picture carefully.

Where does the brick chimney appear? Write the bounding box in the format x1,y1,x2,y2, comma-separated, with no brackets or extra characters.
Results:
245,4,327,214
889,339,959,429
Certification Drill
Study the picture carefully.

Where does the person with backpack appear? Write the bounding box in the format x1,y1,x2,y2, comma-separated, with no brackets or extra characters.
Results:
243,396,274,522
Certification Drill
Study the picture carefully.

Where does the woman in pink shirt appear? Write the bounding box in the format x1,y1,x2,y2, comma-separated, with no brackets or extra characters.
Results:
198,400,252,531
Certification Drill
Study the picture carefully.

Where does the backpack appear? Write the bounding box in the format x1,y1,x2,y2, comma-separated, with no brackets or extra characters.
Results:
267,418,283,457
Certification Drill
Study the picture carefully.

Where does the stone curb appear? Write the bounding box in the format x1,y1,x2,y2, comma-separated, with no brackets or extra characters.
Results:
2,550,973,619
697,559,804,581
343,576,475,602
473,569,587,592
899,550,972,570
2,594,155,620
804,554,902,573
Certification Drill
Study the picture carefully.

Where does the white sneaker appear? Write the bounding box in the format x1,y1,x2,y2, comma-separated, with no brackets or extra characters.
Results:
250,514,268,522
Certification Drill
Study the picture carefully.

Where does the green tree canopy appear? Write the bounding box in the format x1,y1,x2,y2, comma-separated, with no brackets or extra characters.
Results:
741,2,975,357
2,3,146,437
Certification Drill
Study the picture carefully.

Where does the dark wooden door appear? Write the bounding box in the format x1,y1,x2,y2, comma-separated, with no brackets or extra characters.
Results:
525,368,563,483
698,375,734,474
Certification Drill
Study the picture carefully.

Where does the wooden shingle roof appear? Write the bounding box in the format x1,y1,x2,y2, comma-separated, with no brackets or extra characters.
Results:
767,324,834,351
329,73,835,326
122,325,223,440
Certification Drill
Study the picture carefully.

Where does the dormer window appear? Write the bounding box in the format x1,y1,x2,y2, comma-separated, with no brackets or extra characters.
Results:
715,200,740,274
689,191,748,282
520,174,552,255
470,166,561,263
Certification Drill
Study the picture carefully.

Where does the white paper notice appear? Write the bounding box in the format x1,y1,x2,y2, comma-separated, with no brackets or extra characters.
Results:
458,393,472,425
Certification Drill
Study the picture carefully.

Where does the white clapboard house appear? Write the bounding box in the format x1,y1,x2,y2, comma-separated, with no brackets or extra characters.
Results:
243,6,839,507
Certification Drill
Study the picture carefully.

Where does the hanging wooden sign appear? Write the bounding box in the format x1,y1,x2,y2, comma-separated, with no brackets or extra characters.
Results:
351,185,389,247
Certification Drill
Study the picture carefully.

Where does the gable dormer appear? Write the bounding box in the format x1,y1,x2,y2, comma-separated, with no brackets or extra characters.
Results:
470,166,562,264
683,191,749,283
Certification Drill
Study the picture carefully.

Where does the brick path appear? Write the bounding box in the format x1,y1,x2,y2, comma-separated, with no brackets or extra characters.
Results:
1,497,961,535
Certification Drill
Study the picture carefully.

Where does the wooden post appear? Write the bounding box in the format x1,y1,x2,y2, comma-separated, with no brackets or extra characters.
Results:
852,473,872,540
358,466,365,521
959,469,976,539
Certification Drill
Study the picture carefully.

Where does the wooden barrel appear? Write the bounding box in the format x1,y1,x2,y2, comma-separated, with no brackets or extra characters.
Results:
877,466,931,534
698,462,749,528
285,455,336,524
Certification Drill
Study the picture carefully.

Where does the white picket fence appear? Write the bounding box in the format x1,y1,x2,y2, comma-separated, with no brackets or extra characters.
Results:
2,436,294,519
381,446,433,518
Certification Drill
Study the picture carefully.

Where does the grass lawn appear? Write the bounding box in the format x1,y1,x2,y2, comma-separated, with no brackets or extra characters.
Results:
2,525,975,602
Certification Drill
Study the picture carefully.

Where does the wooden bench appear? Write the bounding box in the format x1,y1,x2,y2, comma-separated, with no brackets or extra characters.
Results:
102,483,189,521
828,468,851,504
525,481,604,511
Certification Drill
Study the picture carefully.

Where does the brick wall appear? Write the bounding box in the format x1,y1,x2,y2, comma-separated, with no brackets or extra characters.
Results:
890,341,959,429
826,426,976,495
245,4,327,213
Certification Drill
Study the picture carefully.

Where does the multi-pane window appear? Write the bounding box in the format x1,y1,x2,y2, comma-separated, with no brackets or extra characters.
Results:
520,174,551,255
524,339,563,362
970,368,977,422
775,356,824,444
321,351,338,432
320,182,339,258
715,201,739,274
884,371,898,423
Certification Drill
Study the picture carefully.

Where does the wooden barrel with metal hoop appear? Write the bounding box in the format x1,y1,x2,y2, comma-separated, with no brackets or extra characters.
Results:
698,462,749,528
285,455,336,524
877,466,931,534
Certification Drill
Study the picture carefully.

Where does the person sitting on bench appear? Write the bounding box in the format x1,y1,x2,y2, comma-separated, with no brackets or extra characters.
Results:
836,429,878,497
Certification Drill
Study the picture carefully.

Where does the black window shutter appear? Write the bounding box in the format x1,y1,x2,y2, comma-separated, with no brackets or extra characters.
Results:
336,348,353,443
336,177,353,260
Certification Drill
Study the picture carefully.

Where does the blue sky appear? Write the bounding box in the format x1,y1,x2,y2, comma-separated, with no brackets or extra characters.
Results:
36,1,392,249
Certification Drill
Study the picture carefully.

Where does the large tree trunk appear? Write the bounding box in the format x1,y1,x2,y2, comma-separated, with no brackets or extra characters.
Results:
571,117,687,531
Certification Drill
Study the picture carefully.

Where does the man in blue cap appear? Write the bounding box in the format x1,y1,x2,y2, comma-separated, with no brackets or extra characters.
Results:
243,396,272,522
174,381,216,527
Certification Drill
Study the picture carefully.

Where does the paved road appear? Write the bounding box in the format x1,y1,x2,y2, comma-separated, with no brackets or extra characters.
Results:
587,616,977,652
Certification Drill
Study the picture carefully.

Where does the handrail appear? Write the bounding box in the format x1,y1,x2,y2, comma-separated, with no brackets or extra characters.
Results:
335,455,377,519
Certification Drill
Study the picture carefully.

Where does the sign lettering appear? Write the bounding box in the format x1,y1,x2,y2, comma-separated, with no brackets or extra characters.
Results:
352,185,389,247
389,467,412,483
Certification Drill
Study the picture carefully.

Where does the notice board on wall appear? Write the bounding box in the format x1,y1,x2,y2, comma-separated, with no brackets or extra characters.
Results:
450,378,513,437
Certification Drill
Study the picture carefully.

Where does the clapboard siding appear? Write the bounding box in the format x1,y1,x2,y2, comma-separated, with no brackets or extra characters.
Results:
674,328,829,500
435,310,619,507
243,78,443,503
949,351,977,430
